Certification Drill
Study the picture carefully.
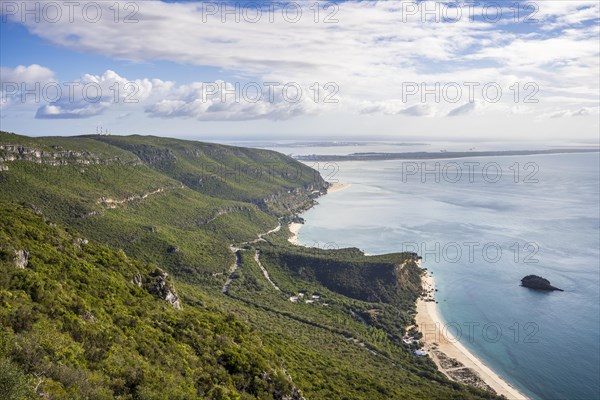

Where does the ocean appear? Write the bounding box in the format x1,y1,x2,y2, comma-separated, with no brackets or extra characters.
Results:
284,151,599,400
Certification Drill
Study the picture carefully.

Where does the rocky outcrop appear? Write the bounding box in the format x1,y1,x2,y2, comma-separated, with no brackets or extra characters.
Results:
131,273,143,287
0,144,130,166
82,310,97,323
147,270,182,309
14,249,29,268
132,270,181,309
74,238,89,248
255,182,329,217
289,215,305,224
521,275,563,291
259,370,306,400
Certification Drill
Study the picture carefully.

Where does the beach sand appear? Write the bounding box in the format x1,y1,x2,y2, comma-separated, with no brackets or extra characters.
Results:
288,222,302,245
327,182,352,193
287,182,351,244
416,273,528,399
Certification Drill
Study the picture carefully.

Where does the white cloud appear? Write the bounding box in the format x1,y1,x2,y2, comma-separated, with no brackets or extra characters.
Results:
35,102,110,119
144,80,323,121
542,107,597,119
5,69,322,121
1,1,598,134
447,102,477,117
0,64,54,83
1,64,56,108
31,70,173,119
358,101,433,117
399,104,433,117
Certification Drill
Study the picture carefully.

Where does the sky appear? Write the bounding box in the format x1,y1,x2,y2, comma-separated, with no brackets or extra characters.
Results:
0,0,599,143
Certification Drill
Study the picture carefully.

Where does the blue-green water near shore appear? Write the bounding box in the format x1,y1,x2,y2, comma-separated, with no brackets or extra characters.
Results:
293,153,599,400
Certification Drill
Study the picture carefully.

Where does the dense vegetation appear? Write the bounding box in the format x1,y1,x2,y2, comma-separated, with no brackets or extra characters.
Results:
87,134,326,215
0,132,323,279
0,203,298,399
0,132,502,399
258,244,422,305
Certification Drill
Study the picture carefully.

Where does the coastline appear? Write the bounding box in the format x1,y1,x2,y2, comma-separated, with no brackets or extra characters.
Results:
288,222,302,245
287,182,351,245
327,182,352,194
288,180,527,398
416,272,528,399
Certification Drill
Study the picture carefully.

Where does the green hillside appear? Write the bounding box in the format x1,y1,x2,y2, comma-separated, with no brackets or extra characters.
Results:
0,131,322,280
0,131,501,399
87,135,325,213
0,203,300,399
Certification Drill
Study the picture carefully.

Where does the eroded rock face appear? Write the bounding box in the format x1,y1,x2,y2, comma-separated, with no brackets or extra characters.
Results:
14,250,29,268
74,238,89,248
260,370,306,400
521,275,563,291
132,270,181,309
148,270,182,309
82,311,97,323
131,274,143,287
163,290,179,307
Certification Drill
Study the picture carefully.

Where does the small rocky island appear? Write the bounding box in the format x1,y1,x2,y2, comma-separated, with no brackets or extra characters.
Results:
521,275,563,291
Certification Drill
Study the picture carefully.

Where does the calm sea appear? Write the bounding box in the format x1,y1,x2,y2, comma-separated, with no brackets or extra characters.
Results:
286,151,599,400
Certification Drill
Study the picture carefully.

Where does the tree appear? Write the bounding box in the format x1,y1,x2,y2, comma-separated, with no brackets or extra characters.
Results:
0,357,33,400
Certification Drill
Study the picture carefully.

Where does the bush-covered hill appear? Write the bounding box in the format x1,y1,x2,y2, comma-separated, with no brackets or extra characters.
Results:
86,135,326,215
0,203,301,399
258,244,422,306
0,131,326,280
0,132,502,399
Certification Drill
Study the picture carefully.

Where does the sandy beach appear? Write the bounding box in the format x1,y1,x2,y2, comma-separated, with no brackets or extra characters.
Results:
287,182,351,244
416,272,528,399
288,222,302,245
327,182,352,193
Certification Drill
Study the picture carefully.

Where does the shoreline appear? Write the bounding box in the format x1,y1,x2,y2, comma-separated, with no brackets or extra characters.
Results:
288,222,302,245
287,182,351,245
416,272,528,399
287,180,528,398
327,182,352,194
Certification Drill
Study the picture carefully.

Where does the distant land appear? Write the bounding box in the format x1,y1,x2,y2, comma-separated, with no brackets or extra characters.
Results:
295,148,600,161
234,141,428,148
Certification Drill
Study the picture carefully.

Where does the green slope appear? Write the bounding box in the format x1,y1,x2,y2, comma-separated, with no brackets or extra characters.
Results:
0,132,306,279
86,134,326,215
0,131,502,399
0,203,300,399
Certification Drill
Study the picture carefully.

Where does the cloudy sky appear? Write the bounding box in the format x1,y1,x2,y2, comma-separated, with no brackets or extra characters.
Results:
0,0,598,143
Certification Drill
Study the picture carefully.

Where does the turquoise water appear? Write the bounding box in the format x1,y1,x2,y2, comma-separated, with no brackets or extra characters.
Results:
295,153,600,400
